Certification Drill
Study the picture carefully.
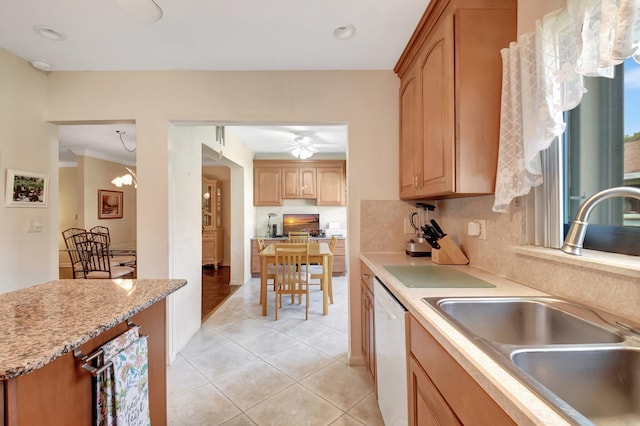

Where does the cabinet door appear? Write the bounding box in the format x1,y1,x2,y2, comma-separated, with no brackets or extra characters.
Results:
317,167,345,206
418,12,455,197
408,356,461,426
360,283,376,384
202,179,213,228
399,66,419,199
281,167,299,199
254,168,282,206
299,167,316,198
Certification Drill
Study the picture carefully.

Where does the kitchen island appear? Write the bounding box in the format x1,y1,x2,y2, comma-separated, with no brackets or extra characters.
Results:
0,278,186,425
360,253,573,426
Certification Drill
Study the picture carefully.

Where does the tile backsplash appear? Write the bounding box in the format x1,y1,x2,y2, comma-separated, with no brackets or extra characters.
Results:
360,197,640,322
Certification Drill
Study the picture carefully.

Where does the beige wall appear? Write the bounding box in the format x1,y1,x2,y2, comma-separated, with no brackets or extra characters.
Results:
58,166,78,266
77,156,137,242
0,49,58,292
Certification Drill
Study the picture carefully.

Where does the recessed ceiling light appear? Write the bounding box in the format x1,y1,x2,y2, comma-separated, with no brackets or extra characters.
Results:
33,25,65,41
333,24,356,40
30,58,52,72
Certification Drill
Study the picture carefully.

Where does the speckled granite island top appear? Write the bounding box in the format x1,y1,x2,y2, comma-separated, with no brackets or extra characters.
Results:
0,278,186,380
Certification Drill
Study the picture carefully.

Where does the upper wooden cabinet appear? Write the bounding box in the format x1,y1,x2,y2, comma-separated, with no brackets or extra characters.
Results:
254,167,282,206
282,167,316,199
254,160,345,206
316,167,346,206
395,0,517,199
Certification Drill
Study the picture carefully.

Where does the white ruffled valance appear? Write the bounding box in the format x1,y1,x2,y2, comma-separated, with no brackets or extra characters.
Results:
493,0,640,213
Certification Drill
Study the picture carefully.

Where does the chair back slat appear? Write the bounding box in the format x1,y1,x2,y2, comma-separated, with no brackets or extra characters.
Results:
62,228,87,278
72,231,134,279
273,243,310,320
288,231,310,244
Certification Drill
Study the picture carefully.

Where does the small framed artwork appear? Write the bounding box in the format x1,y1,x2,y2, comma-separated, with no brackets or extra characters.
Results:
5,169,49,208
98,189,123,219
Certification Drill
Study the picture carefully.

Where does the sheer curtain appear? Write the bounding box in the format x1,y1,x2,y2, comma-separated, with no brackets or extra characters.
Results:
493,0,640,213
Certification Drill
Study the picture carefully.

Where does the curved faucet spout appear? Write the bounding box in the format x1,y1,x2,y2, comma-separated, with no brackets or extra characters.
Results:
561,186,640,256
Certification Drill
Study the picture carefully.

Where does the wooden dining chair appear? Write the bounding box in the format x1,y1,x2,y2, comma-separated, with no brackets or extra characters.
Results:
288,231,310,244
89,226,136,267
307,236,337,304
273,243,310,320
257,237,278,303
62,227,87,278
73,232,135,279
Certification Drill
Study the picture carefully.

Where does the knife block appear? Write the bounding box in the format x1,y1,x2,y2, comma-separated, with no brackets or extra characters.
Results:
431,235,469,265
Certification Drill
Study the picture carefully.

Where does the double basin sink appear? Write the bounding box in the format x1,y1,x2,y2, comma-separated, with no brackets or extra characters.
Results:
422,296,640,425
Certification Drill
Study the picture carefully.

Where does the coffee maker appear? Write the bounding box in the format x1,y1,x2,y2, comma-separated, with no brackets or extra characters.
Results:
405,203,435,257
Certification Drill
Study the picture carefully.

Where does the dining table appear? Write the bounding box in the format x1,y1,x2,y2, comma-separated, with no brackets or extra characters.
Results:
259,242,333,316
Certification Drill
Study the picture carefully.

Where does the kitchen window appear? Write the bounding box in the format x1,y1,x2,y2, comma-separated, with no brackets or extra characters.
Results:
561,58,640,256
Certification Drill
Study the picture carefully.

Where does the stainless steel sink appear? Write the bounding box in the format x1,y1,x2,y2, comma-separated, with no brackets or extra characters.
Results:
436,297,623,345
423,296,640,425
512,347,640,424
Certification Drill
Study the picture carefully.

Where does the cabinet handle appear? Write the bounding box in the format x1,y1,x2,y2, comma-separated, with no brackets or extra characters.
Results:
362,273,371,279
416,172,422,189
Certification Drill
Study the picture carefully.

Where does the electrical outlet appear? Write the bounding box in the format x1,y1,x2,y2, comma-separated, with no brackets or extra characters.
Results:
404,218,414,234
467,219,487,240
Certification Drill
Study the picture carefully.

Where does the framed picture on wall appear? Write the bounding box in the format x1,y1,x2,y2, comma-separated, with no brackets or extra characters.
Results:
98,189,123,219
5,169,49,207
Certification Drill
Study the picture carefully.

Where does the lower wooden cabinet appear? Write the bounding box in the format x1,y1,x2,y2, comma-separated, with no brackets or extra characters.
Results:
408,315,515,425
203,229,223,267
2,300,167,425
360,261,376,384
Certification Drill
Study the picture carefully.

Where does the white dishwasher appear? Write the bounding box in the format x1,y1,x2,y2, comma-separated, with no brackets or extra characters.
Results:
374,277,408,426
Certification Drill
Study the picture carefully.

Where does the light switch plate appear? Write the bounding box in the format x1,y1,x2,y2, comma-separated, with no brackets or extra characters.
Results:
27,216,43,233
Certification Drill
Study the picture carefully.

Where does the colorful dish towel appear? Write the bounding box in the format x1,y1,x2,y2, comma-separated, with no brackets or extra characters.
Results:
94,326,149,426
112,336,150,426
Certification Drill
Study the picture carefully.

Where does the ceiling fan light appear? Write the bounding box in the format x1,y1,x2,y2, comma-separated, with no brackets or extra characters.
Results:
291,147,302,158
299,147,313,159
116,0,164,24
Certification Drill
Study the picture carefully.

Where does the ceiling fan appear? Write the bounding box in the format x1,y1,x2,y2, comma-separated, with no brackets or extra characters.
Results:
281,131,339,159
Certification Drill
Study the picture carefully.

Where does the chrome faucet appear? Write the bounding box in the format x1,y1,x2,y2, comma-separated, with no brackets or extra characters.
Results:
561,186,640,256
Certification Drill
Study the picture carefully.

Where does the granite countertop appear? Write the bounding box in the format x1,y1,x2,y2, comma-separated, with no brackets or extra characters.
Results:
360,253,572,426
0,278,186,380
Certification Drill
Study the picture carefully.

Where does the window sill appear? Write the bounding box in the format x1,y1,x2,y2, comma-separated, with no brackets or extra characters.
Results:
512,245,640,280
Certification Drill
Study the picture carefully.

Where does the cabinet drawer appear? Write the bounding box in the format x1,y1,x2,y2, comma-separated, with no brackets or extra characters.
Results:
360,262,374,293
408,315,515,425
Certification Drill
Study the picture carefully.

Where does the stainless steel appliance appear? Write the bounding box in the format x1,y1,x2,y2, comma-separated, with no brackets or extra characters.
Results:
374,278,408,426
405,203,435,257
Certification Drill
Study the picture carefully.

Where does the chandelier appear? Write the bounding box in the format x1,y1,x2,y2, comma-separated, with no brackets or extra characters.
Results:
111,167,138,188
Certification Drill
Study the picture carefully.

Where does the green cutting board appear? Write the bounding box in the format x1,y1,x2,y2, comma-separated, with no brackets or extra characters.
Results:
383,265,495,288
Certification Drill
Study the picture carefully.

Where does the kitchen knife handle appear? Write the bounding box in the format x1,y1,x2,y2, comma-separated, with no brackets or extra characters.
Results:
430,219,446,237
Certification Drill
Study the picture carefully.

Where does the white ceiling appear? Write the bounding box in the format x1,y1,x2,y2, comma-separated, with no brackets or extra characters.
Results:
4,0,429,164
0,0,430,71
58,123,348,166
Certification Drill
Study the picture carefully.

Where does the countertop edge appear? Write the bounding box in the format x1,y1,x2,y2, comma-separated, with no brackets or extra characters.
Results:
359,252,572,426
0,279,187,380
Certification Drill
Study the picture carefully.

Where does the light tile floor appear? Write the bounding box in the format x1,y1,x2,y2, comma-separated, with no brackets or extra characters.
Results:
167,276,384,426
